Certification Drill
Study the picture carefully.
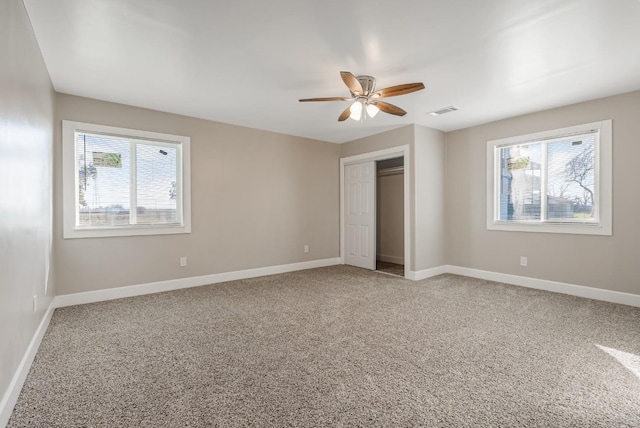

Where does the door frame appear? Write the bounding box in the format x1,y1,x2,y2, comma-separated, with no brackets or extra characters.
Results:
340,145,411,277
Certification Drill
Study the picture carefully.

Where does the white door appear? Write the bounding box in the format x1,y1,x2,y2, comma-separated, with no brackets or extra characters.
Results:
345,162,376,269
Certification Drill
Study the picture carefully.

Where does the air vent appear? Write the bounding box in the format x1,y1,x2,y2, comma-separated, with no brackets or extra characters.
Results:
428,106,459,116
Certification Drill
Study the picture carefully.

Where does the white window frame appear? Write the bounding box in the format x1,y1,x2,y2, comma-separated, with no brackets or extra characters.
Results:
62,120,191,238
486,119,612,235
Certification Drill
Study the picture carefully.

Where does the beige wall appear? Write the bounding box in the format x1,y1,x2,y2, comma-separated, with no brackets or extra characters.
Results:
377,172,404,264
445,90,640,294
0,0,55,419
339,125,413,159
414,125,446,271
54,94,340,295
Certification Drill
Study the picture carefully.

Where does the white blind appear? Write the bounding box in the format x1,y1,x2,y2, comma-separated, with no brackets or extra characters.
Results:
76,132,179,227
498,132,596,223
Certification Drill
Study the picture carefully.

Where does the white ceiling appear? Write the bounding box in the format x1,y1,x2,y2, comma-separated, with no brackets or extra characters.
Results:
23,0,640,144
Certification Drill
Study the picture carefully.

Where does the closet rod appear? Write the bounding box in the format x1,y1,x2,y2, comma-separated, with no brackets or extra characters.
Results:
377,166,404,176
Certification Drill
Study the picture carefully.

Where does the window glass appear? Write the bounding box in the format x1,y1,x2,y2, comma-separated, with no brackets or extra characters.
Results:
136,143,178,225
497,134,597,223
76,133,131,227
546,135,595,221
499,142,542,221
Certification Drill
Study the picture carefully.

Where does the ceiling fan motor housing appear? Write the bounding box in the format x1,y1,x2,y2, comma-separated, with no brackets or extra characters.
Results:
356,75,376,96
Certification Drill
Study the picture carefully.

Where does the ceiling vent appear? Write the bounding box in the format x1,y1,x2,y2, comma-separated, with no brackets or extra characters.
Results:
428,106,458,116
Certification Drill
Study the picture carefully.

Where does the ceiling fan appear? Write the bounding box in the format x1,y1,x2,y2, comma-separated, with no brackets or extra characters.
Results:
299,71,425,122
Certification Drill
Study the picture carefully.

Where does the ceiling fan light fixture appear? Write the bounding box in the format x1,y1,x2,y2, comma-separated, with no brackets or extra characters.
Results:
299,71,425,122
366,103,379,118
349,100,363,121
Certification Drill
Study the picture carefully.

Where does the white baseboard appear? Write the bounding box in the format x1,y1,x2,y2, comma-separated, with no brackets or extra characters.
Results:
0,303,55,427
406,265,447,281
377,254,404,265
446,265,640,308
54,258,341,308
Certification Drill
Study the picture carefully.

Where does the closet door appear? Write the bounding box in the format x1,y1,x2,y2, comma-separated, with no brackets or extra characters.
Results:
344,162,375,269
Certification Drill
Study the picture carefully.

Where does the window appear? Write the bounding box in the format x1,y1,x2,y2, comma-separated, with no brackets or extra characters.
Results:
486,120,612,235
62,121,191,238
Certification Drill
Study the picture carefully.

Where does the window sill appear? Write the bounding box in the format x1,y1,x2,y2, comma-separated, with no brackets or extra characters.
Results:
64,224,191,239
487,221,611,236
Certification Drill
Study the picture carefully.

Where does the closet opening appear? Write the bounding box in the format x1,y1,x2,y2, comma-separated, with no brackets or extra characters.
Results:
376,157,404,276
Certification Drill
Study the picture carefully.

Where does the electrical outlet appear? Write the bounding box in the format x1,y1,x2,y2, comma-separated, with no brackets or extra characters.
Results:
520,256,528,267
180,257,188,267
304,245,309,253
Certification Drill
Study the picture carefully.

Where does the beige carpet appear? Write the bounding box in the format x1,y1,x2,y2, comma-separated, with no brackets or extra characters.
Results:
8,266,640,427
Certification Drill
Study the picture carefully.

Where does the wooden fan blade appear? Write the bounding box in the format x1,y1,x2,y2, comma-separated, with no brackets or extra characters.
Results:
299,97,352,102
340,71,363,96
338,106,351,121
372,82,425,98
374,101,407,117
